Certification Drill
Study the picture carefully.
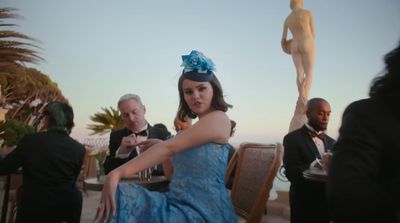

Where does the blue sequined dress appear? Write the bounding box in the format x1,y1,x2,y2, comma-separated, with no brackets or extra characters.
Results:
108,142,238,223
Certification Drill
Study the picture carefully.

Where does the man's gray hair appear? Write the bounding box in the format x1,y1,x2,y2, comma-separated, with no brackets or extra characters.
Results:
118,94,143,108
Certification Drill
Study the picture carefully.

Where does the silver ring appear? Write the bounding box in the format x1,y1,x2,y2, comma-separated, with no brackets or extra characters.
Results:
98,203,104,209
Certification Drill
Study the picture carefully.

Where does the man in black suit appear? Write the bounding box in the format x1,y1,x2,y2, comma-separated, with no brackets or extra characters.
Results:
103,94,171,174
283,98,335,223
328,42,400,223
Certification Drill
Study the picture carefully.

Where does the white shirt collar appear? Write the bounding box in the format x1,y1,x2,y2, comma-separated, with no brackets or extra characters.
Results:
305,123,326,135
132,123,148,134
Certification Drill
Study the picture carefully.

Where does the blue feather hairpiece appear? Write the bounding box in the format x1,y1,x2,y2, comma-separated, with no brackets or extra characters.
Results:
181,50,216,81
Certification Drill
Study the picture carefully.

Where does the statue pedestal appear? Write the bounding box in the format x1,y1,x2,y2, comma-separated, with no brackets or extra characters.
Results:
288,96,307,132
0,108,8,122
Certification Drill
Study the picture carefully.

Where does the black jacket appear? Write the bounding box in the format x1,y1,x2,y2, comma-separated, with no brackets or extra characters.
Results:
0,130,85,223
103,124,171,174
283,125,335,223
328,98,400,223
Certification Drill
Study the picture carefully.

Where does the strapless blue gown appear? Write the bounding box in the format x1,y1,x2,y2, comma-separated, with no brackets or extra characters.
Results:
108,142,238,223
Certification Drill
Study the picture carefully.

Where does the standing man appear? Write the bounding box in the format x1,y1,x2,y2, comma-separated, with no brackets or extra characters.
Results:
328,42,400,222
283,98,335,223
103,94,171,174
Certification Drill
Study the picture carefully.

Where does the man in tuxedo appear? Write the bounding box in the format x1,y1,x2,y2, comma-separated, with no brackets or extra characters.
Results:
103,94,171,174
283,98,335,223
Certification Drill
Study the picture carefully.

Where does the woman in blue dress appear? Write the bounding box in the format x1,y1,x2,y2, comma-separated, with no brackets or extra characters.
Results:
96,50,238,223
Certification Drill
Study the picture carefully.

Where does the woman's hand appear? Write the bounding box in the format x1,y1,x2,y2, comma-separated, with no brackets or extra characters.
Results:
135,138,163,153
95,170,121,222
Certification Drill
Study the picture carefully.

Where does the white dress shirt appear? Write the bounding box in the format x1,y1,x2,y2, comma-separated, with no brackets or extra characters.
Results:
305,123,326,169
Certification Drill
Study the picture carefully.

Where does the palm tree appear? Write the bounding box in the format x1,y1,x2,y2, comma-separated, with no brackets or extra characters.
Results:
0,7,43,75
87,107,124,135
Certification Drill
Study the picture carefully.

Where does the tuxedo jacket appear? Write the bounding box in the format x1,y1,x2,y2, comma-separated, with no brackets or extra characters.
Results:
283,125,335,183
283,125,335,223
0,130,85,223
327,98,400,223
103,124,171,174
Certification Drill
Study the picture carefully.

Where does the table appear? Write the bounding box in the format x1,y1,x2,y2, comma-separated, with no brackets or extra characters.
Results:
84,175,170,192
303,168,327,182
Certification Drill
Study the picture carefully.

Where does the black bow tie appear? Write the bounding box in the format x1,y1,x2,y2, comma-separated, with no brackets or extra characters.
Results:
134,130,148,137
308,129,325,140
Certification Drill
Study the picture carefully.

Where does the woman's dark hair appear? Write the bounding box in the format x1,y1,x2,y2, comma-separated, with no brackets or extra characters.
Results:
42,101,74,134
153,123,171,135
177,73,232,120
369,42,400,99
230,120,236,137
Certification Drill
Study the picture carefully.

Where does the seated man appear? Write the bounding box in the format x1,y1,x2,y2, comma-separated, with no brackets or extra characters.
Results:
283,98,335,223
0,101,85,223
103,94,171,174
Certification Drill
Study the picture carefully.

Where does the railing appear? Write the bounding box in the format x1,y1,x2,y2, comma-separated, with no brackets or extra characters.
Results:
83,137,109,148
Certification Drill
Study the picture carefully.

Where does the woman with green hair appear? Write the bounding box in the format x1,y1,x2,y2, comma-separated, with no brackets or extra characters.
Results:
38,101,75,133
0,101,85,223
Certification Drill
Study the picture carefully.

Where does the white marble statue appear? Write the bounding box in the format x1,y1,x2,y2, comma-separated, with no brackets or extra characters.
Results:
281,0,316,132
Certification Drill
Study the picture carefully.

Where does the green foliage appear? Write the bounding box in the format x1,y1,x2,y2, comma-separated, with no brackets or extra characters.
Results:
0,67,67,124
0,119,34,146
87,106,124,135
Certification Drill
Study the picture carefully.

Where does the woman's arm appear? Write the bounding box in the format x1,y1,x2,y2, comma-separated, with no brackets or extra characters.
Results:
114,111,230,178
136,138,174,180
0,148,23,175
161,159,173,180
0,137,27,175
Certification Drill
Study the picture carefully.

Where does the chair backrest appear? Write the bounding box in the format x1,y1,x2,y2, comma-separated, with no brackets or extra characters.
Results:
78,147,92,182
2,173,23,223
226,142,282,223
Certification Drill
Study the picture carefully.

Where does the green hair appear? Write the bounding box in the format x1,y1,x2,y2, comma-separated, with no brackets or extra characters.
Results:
43,101,74,133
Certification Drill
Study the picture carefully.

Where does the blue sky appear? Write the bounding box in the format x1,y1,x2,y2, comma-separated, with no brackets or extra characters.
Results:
3,0,400,144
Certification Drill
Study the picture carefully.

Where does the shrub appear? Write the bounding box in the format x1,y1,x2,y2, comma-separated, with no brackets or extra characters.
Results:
0,119,34,146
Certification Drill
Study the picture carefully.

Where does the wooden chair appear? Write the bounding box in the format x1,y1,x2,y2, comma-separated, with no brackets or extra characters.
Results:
225,142,282,223
77,147,93,195
2,173,23,223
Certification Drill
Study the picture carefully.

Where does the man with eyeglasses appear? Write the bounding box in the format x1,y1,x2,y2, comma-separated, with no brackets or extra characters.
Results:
103,94,171,175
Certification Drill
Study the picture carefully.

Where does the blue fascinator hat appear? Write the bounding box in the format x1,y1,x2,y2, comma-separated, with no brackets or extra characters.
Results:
181,50,216,82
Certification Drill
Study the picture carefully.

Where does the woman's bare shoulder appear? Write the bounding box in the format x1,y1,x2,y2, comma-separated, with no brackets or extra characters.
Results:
203,110,229,122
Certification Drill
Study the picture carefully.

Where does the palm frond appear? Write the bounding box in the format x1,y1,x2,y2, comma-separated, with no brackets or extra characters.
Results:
0,7,43,73
87,106,124,135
